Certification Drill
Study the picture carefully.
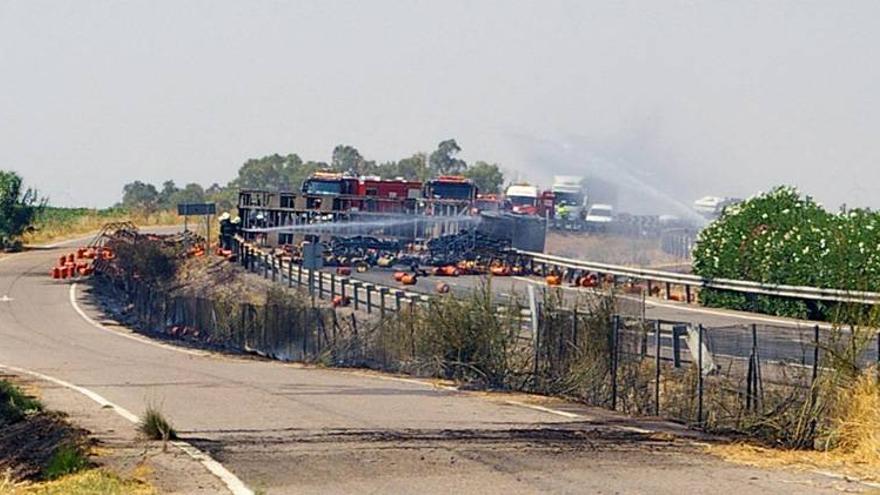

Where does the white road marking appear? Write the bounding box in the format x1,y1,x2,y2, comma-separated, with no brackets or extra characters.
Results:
0,363,252,495
69,283,209,357
0,295,13,302
502,400,585,419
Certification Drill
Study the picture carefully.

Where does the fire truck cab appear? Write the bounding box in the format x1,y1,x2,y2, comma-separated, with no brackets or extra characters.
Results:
357,176,422,212
424,176,478,202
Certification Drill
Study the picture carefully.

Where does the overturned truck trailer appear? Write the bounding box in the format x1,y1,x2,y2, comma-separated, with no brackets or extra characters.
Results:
476,211,546,253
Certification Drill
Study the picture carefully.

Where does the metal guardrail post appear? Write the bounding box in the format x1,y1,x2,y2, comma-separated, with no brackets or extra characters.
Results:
271,256,277,282
341,279,348,300
330,273,336,298
287,260,292,288
379,288,387,318
297,264,303,286
317,272,324,299
685,285,692,303
395,291,403,312
263,254,269,278
665,282,672,300
365,285,373,314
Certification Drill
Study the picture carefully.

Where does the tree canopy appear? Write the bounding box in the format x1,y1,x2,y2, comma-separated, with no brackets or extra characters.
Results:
463,161,504,194
429,139,468,176
0,171,45,249
116,138,505,214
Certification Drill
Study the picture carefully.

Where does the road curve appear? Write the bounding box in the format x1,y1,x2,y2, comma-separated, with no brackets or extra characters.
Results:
0,243,854,494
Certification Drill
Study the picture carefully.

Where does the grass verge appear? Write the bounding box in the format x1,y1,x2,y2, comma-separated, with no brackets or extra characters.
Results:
1,469,156,495
22,209,179,246
709,368,880,483
0,380,43,426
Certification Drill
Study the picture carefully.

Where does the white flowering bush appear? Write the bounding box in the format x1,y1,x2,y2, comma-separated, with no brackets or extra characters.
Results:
693,186,880,320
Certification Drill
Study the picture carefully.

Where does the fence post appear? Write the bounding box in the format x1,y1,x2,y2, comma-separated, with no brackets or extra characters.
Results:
365,285,373,314
317,272,324,299
697,324,704,426
341,279,348,300
297,264,303,286
654,320,661,416
263,254,269,278
571,308,578,348
395,291,403,312
611,314,620,411
287,259,293,288
665,282,672,300
379,288,387,318
330,273,337,299
812,325,820,385
672,324,685,368
352,282,361,311
271,256,277,282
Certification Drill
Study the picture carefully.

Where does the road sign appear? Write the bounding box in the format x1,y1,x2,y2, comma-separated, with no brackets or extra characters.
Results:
177,203,217,216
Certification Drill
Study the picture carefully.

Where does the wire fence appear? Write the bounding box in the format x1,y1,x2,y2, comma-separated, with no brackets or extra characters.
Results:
96,248,880,444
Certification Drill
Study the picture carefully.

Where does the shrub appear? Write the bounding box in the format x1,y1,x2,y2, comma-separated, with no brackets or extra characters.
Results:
693,186,880,320
43,444,89,480
0,380,43,426
138,406,177,442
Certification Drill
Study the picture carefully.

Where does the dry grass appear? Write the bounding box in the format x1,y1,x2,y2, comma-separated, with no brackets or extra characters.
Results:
0,469,156,495
709,368,880,483
23,210,179,246
545,232,685,268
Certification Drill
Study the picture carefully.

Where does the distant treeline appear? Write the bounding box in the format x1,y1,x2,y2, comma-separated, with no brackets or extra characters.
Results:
119,139,506,213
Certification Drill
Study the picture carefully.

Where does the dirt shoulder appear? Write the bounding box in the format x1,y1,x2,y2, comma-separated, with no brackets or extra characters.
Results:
0,374,226,494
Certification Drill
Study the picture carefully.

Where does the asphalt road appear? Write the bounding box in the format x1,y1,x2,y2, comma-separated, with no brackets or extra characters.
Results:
0,241,861,494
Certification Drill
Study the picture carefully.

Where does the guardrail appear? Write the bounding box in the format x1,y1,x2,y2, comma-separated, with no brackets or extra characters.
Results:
232,235,880,308
518,250,880,305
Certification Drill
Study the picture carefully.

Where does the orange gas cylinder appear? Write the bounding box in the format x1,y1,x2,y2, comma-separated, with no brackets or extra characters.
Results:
578,275,598,288
490,266,511,276
332,295,351,307
401,274,417,285
435,282,450,293
545,275,562,286
58,255,67,266
393,271,407,282
52,267,62,279
67,253,75,263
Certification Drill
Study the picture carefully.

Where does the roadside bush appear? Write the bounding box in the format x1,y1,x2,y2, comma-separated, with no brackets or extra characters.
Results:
43,445,89,480
138,406,177,442
693,186,880,320
0,380,43,426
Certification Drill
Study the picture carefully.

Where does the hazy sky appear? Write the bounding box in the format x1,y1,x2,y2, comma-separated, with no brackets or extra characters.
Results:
2,1,878,213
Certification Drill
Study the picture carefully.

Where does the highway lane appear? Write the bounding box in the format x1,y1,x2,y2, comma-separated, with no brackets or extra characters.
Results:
0,245,855,494
326,267,879,366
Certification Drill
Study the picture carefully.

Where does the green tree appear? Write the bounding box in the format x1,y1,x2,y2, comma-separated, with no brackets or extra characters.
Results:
121,181,159,212
230,153,308,191
0,171,45,249
429,139,467,176
394,153,430,181
332,145,375,176
463,161,504,194
169,183,206,206
158,180,179,208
